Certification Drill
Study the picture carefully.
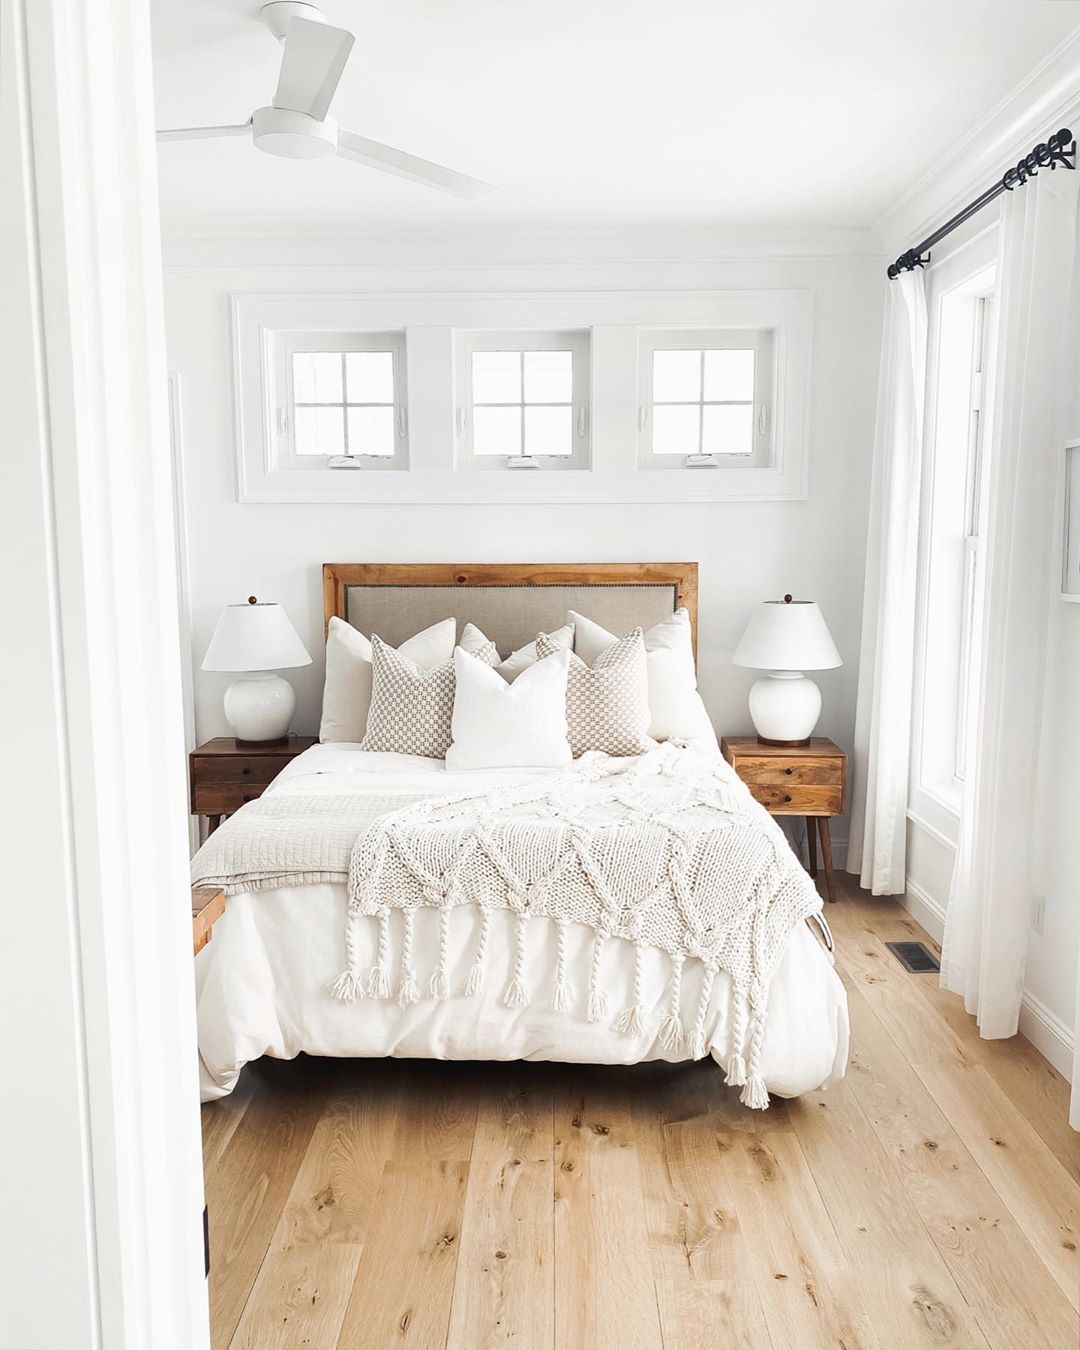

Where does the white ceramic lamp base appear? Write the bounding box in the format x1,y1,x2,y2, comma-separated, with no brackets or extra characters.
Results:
222,672,296,745
747,671,821,745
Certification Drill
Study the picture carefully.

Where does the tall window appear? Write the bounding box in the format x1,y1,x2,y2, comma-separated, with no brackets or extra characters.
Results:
912,251,995,825
639,329,774,467
457,331,590,470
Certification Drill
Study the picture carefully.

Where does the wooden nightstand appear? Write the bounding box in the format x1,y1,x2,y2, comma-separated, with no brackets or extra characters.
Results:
189,735,317,835
721,735,847,902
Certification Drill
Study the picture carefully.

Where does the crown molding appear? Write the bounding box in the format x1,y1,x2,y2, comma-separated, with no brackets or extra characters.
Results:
160,226,884,273
875,24,1080,259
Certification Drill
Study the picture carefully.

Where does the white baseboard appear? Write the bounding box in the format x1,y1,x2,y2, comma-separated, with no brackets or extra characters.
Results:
901,879,946,943
899,882,1074,1083
1018,994,1075,1081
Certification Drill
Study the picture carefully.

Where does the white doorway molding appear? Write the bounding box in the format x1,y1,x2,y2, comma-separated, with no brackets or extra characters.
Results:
0,0,209,1345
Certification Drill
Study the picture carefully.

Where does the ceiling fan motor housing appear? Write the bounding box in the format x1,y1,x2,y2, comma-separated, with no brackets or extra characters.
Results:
252,107,338,159
260,1,326,42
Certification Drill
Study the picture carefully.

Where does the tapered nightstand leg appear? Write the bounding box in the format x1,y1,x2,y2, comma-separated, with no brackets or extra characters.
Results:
207,814,221,836
817,818,836,902
806,817,818,877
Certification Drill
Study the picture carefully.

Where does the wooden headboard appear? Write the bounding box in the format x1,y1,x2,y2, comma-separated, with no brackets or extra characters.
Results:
322,563,699,657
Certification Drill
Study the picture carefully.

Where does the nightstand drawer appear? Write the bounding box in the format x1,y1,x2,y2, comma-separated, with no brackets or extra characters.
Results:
733,756,843,787
191,783,263,815
194,756,294,785
747,783,843,815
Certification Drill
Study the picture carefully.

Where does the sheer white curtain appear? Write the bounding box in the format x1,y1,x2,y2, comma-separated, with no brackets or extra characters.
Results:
941,167,1079,1039
846,270,928,895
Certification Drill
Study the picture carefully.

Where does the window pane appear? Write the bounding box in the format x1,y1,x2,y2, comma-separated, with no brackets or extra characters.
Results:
652,403,699,456
346,405,396,457
473,405,522,456
704,348,755,402
653,349,701,403
292,352,342,404
345,351,394,404
294,405,344,456
702,403,754,455
524,405,573,456
523,350,572,403
472,351,521,404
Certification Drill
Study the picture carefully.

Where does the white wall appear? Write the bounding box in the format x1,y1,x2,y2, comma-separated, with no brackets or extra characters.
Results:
164,238,884,854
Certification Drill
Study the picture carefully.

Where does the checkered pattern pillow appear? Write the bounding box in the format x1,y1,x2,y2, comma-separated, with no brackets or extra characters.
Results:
536,627,651,757
360,635,498,759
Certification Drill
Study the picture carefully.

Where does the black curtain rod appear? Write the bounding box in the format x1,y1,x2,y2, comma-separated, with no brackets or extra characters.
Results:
887,127,1076,279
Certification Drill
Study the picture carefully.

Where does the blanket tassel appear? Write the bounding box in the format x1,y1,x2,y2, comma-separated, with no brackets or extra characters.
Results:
585,931,609,1024
724,989,748,1087
740,1076,770,1110
465,908,490,997
367,908,392,999
503,913,531,1010
739,1003,769,1109
658,953,685,1052
551,920,573,1012
428,908,451,999
329,970,363,1002
614,943,647,1037
397,910,419,1007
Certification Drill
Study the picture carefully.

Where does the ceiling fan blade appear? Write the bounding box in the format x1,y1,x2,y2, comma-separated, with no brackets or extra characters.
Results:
336,130,493,198
273,18,354,120
157,123,251,143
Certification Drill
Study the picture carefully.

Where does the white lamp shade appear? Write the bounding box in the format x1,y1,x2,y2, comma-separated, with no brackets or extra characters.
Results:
732,599,841,672
202,601,312,672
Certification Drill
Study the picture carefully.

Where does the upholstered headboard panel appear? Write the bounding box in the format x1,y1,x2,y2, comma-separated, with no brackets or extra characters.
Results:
322,563,698,657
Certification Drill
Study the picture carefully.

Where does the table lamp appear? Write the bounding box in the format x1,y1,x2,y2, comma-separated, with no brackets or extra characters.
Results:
732,595,841,745
202,597,311,745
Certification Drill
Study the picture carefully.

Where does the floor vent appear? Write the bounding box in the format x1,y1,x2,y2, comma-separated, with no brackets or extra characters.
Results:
886,940,941,974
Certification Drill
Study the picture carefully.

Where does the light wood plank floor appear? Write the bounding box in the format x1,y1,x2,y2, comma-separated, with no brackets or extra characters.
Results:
202,877,1080,1349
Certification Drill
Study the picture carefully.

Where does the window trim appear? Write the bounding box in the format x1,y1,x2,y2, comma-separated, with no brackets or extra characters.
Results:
231,291,812,504
456,329,590,471
274,330,408,471
638,328,775,469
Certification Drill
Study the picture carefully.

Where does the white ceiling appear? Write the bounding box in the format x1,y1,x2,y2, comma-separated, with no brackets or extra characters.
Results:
151,0,1080,235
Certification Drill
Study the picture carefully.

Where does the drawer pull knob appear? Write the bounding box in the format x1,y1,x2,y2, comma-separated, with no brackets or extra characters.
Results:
785,767,793,775
783,794,792,803
242,766,251,775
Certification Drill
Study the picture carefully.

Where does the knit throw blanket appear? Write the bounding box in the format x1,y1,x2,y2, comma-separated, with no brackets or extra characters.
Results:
332,745,822,1109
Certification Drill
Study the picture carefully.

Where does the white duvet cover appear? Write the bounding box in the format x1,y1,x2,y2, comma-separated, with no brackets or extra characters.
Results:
196,743,849,1102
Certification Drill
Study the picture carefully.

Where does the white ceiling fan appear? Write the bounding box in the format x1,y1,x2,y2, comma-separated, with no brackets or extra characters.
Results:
157,1,493,199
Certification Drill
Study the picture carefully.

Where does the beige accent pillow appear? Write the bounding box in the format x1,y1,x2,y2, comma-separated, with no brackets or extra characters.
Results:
320,615,456,743
536,627,651,757
360,635,497,759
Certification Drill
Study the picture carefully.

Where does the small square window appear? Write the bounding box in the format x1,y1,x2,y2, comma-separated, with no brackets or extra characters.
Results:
458,331,589,470
640,330,773,468
280,333,407,470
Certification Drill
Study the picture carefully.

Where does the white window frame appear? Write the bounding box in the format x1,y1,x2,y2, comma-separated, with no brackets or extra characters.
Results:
638,328,774,469
274,330,408,470
456,329,590,470
232,291,811,504
909,228,997,841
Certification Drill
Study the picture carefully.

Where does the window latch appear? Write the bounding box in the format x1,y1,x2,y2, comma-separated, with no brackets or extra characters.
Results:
758,404,769,435
507,456,539,470
456,406,467,435
638,406,648,431
277,406,288,435
684,454,718,469
328,456,364,470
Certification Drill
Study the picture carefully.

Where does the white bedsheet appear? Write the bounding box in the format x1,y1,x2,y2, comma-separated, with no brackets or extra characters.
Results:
196,743,849,1102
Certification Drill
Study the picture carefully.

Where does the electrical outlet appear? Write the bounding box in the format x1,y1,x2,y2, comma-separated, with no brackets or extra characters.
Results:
1031,897,1045,935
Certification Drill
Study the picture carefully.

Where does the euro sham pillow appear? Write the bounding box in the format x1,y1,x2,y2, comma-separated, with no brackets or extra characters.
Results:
319,615,456,743
360,634,498,759
445,646,572,771
459,621,574,682
536,627,651,757
566,607,715,746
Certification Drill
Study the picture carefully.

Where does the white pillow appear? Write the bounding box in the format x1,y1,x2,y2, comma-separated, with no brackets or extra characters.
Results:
566,607,711,744
460,621,575,682
319,615,456,743
446,647,572,770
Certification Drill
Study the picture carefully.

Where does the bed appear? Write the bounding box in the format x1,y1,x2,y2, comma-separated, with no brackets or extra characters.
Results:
194,563,849,1105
